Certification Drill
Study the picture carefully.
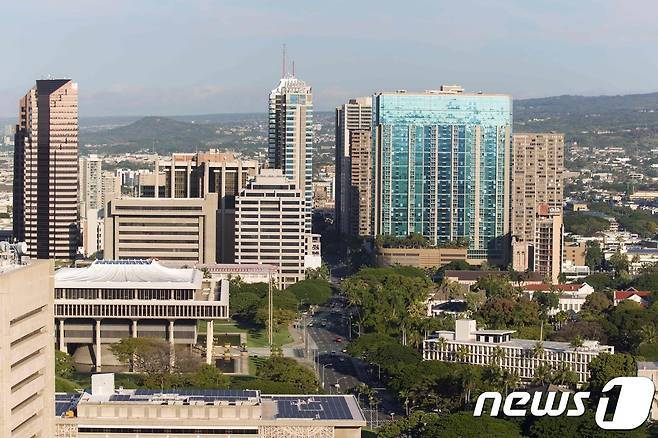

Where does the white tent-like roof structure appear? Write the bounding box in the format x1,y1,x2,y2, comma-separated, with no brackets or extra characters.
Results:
55,260,202,290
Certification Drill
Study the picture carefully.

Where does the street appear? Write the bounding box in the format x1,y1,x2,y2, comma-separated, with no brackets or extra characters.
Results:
305,294,403,426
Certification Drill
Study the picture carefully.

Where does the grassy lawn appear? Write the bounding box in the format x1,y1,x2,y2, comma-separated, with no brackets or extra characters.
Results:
198,319,292,348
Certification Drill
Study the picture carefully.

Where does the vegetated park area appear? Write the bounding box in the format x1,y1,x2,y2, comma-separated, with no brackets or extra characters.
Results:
55,276,334,395
338,263,658,437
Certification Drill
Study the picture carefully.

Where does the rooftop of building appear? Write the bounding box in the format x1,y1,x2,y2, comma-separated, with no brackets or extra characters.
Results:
270,74,311,96
614,288,651,299
637,361,658,371
524,283,588,292
427,331,612,353
54,260,202,290
0,241,31,275
56,384,365,423
197,263,278,274
375,85,510,98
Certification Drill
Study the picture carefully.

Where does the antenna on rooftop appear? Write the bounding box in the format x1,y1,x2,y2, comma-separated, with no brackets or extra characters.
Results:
282,44,287,77
292,60,295,77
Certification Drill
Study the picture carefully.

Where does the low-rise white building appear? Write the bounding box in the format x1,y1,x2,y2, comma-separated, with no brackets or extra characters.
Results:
524,283,594,315
423,319,614,383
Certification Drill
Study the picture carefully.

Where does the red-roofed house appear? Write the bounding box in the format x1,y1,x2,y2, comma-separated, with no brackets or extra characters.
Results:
524,283,594,315
614,288,651,307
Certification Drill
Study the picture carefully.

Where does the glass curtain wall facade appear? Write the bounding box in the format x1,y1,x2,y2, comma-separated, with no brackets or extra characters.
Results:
372,90,512,263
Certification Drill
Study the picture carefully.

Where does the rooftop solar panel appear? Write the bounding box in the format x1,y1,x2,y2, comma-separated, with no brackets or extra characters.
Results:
270,396,354,420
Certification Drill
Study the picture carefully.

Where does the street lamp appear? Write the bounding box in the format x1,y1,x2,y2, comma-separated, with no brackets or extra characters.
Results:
335,376,349,393
321,363,332,389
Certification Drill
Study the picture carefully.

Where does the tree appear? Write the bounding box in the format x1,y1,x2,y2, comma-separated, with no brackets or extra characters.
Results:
532,363,553,385
188,364,229,389
588,353,636,392
256,357,320,393
55,350,75,379
570,335,584,351
585,241,604,271
608,250,630,277
533,341,545,359
474,274,518,299
533,291,559,340
287,279,333,306
110,338,201,388
490,345,506,366
305,264,330,281
581,292,612,318
456,345,470,363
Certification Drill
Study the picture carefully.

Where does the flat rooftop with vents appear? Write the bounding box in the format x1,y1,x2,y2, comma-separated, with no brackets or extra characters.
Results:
54,374,366,438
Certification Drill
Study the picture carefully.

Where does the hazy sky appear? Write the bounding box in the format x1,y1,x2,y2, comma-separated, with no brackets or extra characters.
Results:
3,0,658,117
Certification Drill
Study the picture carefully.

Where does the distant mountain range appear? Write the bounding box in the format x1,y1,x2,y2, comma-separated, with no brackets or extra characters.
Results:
30,91,658,154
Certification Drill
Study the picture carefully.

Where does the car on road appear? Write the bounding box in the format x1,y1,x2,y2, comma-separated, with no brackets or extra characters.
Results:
341,348,348,353
331,351,336,356
334,337,342,343
307,322,314,327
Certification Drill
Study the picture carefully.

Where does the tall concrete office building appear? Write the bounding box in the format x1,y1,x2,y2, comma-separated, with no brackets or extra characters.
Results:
511,133,564,282
104,193,218,266
13,79,79,259
268,74,313,233
0,250,54,437
372,86,512,264
335,97,372,237
138,151,258,262
79,155,103,214
235,170,310,288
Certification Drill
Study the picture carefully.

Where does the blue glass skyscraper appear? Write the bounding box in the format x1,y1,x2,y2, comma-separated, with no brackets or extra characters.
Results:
372,87,512,263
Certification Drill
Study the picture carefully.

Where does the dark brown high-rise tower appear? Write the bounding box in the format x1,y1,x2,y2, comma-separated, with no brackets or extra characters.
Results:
13,79,79,259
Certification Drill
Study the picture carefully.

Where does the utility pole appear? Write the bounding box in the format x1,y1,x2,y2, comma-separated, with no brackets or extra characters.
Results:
268,272,273,347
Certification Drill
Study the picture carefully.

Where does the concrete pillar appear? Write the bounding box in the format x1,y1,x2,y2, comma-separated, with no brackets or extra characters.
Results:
169,320,175,345
203,164,209,196
58,320,66,353
169,320,175,369
206,320,214,365
186,161,191,197
131,320,138,338
95,320,102,372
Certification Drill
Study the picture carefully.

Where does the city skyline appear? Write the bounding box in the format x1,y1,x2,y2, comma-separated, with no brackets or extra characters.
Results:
3,0,658,117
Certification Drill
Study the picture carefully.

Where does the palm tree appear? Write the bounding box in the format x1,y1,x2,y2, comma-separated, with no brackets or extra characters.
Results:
459,367,478,407
490,345,506,366
533,363,553,386
502,370,520,394
552,364,578,388
533,341,545,359
456,345,470,363
436,336,448,359
399,389,412,416
570,335,584,352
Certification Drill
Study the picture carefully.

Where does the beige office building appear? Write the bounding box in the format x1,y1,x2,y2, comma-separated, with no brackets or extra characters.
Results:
13,79,79,259
0,253,54,437
55,374,365,438
104,193,218,266
235,170,307,288
141,151,259,262
512,133,564,282
335,97,372,237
